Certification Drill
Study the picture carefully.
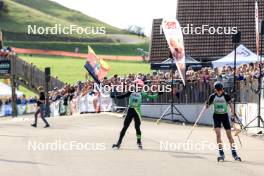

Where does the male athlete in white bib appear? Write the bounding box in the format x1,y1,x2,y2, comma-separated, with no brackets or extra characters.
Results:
206,82,241,161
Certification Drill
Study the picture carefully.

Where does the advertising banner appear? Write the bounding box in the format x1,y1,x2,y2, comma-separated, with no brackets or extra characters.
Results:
162,19,186,85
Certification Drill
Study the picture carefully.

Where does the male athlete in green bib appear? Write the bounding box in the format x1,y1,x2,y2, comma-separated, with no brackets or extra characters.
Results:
206,82,241,161
111,79,159,149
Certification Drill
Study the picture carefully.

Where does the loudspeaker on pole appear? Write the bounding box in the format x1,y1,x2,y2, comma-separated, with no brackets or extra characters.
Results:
45,67,51,82
0,1,4,10
232,31,241,44
260,20,264,35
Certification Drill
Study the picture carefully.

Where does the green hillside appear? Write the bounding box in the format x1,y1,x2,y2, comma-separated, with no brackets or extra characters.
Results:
0,0,148,55
5,41,149,56
1,0,125,34
13,0,121,32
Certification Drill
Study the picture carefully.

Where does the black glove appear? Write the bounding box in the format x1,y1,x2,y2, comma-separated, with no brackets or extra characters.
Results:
110,91,117,98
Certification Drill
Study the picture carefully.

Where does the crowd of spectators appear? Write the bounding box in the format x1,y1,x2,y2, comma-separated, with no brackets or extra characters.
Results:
185,62,263,83
1,61,263,115
2,61,262,102
41,61,262,108
0,95,38,106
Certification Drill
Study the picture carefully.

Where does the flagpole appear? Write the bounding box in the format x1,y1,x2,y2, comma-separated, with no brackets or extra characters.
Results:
240,0,264,134
256,0,260,58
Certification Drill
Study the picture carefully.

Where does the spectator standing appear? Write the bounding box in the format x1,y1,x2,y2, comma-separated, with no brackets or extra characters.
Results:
31,87,50,128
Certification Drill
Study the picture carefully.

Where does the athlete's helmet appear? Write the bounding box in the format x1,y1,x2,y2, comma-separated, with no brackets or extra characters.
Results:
214,82,223,91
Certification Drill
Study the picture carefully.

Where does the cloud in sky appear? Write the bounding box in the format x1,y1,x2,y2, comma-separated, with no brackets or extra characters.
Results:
51,0,177,36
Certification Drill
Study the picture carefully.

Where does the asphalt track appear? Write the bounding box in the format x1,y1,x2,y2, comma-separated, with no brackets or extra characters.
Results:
0,113,263,176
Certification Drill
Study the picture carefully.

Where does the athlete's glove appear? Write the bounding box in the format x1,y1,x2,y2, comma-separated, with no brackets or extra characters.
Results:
110,91,117,98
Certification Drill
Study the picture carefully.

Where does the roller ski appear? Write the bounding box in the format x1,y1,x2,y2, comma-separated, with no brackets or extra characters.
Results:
217,156,225,162
217,149,225,162
112,143,121,149
137,142,143,150
232,149,242,161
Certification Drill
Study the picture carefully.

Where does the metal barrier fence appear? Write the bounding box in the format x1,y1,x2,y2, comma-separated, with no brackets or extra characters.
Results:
0,103,37,117
14,56,65,92
0,93,113,117
0,80,260,116
1,55,65,93
112,80,260,107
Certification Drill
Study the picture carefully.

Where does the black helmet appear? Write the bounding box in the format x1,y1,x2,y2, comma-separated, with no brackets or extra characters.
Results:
214,82,223,90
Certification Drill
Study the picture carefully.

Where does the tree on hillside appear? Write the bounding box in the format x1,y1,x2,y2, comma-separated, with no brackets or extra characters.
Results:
127,25,146,37
0,1,9,15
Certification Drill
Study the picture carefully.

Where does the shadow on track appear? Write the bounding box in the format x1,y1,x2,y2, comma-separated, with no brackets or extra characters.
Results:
0,158,51,166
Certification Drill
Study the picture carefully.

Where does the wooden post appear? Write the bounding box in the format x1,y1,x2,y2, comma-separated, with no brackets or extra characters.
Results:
10,54,17,117
0,30,3,49
44,67,51,117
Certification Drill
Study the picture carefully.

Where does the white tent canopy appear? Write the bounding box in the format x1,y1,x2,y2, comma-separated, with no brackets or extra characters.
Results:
212,44,262,68
162,54,200,64
0,82,24,97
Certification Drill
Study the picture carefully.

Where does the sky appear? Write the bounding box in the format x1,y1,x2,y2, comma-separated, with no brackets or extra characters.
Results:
51,0,178,36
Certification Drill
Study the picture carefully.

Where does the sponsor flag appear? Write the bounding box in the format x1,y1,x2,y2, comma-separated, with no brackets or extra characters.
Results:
162,19,186,85
84,46,110,84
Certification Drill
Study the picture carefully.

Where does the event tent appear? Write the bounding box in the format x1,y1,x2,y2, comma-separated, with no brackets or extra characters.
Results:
162,54,212,70
212,44,262,68
163,54,200,64
0,82,24,97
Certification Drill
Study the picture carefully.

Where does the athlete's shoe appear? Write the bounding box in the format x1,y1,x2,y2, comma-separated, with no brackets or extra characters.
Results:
217,149,225,162
44,124,50,128
232,149,242,161
137,142,143,149
137,139,143,149
31,123,37,128
112,143,121,149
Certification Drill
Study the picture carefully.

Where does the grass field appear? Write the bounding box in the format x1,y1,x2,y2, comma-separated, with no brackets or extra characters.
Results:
20,55,151,84
16,54,151,97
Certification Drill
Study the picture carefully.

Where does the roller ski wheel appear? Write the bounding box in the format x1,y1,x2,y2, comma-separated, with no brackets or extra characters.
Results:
112,143,121,149
217,156,225,162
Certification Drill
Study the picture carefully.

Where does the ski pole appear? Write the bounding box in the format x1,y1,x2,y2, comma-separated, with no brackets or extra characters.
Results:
185,104,207,143
232,114,243,147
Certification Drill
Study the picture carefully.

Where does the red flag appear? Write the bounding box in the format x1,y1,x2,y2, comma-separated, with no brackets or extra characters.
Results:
86,46,110,81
